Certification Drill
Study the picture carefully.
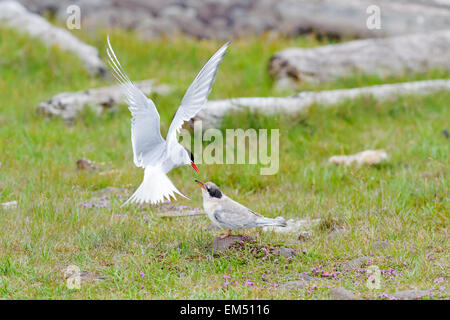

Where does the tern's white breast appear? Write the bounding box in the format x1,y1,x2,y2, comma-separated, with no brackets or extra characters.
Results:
202,196,223,229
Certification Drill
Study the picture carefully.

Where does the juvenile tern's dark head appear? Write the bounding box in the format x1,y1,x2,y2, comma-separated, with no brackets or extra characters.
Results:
195,180,222,199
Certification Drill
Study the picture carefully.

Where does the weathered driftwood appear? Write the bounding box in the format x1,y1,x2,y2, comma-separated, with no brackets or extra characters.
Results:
275,0,450,39
0,201,17,210
156,210,204,218
0,1,106,76
269,30,450,84
11,0,450,39
36,80,173,121
192,79,450,128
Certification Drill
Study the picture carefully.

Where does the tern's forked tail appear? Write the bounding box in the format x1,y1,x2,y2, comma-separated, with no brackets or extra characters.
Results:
256,216,287,228
121,166,188,206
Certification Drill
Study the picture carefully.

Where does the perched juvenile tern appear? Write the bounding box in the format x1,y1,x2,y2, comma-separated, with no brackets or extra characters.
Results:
195,180,287,238
107,38,230,205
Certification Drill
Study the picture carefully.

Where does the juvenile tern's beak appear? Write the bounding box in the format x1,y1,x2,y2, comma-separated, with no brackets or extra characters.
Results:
195,179,206,190
191,162,199,173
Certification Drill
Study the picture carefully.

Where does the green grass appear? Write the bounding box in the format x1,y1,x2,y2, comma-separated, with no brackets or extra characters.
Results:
0,27,448,299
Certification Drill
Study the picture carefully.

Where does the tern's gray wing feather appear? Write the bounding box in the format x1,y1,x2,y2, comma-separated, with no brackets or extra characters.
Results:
107,37,165,168
213,198,261,229
166,41,230,150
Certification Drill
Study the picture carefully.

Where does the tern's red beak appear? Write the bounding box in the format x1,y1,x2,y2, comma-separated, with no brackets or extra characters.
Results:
191,162,199,173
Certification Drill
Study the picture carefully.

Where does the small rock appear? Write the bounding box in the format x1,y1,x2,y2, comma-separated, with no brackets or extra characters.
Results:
298,230,313,241
391,289,429,300
1,201,17,210
330,287,361,300
281,273,316,290
76,158,97,171
280,280,308,290
211,235,249,251
273,247,296,258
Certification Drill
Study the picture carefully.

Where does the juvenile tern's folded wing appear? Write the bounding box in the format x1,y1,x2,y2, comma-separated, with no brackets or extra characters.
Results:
213,198,260,229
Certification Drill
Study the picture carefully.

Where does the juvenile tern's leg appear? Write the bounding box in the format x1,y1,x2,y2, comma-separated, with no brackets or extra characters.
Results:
219,230,232,239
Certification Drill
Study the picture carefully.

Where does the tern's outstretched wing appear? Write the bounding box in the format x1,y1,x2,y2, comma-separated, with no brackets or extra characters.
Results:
166,41,230,150
107,36,165,168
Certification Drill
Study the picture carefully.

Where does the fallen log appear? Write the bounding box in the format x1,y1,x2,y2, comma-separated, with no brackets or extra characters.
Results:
11,0,450,39
269,30,450,84
1,201,17,210
192,79,450,128
0,1,106,76
275,0,450,38
36,80,173,121
156,210,204,218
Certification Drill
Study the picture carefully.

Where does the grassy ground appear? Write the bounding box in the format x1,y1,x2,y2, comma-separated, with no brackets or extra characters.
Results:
0,27,448,299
